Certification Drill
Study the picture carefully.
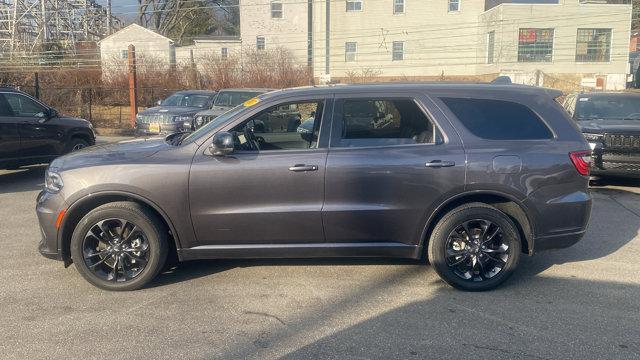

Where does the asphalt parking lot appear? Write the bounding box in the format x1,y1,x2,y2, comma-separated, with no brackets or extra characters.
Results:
0,139,639,359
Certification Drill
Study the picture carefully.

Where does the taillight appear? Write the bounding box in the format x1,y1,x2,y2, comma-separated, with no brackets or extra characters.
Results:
569,150,591,176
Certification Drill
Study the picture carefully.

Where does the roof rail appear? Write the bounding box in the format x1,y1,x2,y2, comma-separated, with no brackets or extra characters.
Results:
491,76,512,85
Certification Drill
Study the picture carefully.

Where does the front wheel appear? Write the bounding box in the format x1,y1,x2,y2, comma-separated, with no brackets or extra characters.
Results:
428,203,521,291
65,138,89,153
70,202,168,291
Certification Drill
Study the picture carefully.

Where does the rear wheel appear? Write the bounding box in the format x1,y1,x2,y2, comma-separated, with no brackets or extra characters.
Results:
70,202,168,291
428,203,521,291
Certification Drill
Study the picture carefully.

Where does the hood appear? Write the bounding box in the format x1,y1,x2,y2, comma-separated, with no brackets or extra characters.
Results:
577,119,640,134
196,105,232,117
54,116,92,128
50,136,170,171
138,106,204,116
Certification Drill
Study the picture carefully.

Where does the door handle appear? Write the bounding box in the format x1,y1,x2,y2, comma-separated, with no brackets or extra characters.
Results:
289,164,318,172
425,160,455,168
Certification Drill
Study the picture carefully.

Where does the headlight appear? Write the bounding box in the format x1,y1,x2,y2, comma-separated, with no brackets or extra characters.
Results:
583,133,603,142
173,115,192,123
45,169,64,193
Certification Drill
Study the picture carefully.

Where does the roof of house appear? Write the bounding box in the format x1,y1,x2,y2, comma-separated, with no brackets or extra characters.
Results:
193,35,241,42
98,23,174,44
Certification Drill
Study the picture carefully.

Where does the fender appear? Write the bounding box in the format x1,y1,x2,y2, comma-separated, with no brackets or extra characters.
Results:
57,190,183,266
418,188,538,254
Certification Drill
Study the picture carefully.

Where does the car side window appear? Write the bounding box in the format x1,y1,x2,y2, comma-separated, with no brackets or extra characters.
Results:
230,100,324,151
0,94,14,116
440,97,553,140
3,93,46,117
336,98,440,147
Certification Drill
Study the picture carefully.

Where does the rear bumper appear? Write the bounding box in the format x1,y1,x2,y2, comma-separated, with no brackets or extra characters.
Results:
534,229,587,252
527,189,592,253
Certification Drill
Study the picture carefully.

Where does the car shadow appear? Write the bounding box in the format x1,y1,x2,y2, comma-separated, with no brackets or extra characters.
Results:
0,166,46,194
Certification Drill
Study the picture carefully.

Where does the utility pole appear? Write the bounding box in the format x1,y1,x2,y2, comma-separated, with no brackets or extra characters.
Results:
106,0,112,35
128,44,138,127
40,0,48,43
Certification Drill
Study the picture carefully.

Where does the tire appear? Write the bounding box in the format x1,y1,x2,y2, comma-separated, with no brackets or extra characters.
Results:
427,202,521,291
65,137,89,153
70,201,168,291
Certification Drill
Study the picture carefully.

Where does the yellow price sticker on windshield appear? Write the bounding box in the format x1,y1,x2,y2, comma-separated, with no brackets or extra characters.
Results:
243,97,260,107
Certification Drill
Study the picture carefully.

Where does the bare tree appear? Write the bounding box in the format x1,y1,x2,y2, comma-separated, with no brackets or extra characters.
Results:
137,0,239,44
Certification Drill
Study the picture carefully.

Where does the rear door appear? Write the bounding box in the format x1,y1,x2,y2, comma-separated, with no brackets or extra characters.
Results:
0,94,21,164
322,92,466,246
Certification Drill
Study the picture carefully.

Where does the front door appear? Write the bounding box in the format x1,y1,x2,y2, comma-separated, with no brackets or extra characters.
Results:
189,98,331,245
4,93,62,160
323,93,466,246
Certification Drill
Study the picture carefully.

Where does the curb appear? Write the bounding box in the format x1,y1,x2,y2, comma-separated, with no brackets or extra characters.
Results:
94,127,136,136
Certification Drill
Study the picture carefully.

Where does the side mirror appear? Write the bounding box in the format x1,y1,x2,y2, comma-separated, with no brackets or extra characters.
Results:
156,100,162,106
210,131,234,156
48,108,58,118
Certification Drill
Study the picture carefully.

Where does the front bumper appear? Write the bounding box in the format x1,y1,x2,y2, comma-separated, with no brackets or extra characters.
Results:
135,121,186,136
591,148,640,179
36,190,67,261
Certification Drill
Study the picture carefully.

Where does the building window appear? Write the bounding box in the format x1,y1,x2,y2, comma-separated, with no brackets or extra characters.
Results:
448,0,460,12
392,41,404,61
345,42,357,62
257,36,266,50
346,0,362,12
271,1,283,18
221,47,228,59
487,31,495,64
576,29,612,62
518,28,554,62
394,0,405,14
120,49,128,59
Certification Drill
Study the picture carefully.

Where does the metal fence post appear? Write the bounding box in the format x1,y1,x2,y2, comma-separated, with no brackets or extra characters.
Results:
34,72,40,99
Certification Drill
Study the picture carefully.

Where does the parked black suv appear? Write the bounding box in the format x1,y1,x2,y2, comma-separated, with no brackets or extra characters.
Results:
37,83,592,292
563,92,640,179
0,87,95,170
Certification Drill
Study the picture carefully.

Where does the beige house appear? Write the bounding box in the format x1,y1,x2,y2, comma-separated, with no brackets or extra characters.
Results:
99,23,176,77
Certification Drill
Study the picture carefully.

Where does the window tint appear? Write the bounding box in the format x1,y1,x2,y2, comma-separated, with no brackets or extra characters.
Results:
0,94,14,116
441,98,553,140
3,93,46,117
231,101,323,151
338,99,440,147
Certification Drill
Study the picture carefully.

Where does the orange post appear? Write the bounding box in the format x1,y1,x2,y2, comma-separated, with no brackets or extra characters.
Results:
128,44,138,127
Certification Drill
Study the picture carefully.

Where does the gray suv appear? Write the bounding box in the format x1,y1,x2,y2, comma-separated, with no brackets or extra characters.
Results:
36,83,592,291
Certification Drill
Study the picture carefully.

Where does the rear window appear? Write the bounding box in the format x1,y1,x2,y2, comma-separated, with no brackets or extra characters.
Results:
440,98,553,140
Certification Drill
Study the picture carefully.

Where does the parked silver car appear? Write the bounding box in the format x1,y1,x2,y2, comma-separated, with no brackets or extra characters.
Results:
190,88,272,129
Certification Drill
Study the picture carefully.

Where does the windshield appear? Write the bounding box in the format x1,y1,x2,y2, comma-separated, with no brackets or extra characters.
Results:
161,93,213,108
180,105,247,144
575,96,640,120
214,91,264,107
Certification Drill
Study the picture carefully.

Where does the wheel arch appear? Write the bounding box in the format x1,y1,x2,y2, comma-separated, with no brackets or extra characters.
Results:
69,129,95,145
420,191,535,256
58,191,180,267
